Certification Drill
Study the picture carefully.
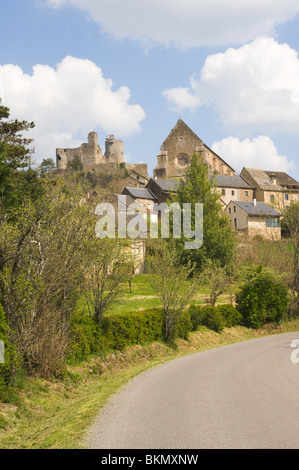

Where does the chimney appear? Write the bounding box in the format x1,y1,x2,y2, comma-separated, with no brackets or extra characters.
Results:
269,173,277,185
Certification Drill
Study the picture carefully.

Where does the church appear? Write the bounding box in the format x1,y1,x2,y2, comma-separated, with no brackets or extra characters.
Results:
153,118,235,179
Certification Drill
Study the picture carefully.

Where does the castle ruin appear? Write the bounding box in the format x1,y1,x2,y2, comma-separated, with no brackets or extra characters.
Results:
56,131,148,178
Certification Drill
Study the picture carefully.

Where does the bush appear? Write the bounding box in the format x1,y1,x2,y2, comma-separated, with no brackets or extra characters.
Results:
202,305,225,332
100,309,165,351
188,304,224,332
189,305,207,331
216,304,243,327
0,304,19,402
236,266,289,328
99,308,192,351
69,312,101,361
175,310,192,340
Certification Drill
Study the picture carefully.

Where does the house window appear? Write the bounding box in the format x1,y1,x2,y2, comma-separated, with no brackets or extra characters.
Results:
234,218,237,229
222,189,225,195
245,191,248,197
231,190,235,196
270,195,274,202
285,194,289,201
233,206,236,213
265,217,280,228
229,207,231,214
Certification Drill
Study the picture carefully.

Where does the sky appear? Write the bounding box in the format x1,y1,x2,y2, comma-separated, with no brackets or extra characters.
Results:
1,0,299,180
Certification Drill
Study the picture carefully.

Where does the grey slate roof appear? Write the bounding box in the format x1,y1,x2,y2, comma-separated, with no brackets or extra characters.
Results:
149,179,180,192
122,187,157,200
232,201,281,217
214,175,253,189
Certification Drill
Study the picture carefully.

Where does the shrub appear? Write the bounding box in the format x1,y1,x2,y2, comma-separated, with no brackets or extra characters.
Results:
99,308,192,351
189,305,207,331
69,312,101,361
202,305,225,332
0,304,19,402
100,309,165,351
236,266,289,328
175,310,192,340
188,304,224,332
216,304,243,327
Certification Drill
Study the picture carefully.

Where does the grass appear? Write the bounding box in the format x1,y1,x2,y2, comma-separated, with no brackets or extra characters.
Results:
1,317,299,449
76,274,231,317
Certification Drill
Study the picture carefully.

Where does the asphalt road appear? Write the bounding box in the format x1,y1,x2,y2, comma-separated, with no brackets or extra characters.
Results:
86,332,299,449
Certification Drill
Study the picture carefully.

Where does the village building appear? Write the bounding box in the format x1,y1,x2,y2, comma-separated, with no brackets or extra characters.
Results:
153,118,235,179
225,200,282,240
240,167,299,209
214,175,255,206
145,178,180,204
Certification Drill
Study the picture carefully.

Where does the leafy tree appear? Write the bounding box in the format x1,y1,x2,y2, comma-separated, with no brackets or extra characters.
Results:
84,238,135,324
171,153,236,271
0,180,97,376
201,259,232,306
146,239,199,344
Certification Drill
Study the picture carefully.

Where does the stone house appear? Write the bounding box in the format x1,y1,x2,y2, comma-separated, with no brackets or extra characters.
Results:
145,178,180,204
225,200,281,240
240,167,299,209
215,175,254,206
153,118,235,179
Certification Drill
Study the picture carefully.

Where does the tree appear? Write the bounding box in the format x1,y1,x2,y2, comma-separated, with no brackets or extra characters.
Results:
146,239,199,343
0,179,97,376
66,154,83,172
40,158,56,175
277,203,299,313
0,104,35,209
201,259,232,307
171,153,236,271
84,238,134,324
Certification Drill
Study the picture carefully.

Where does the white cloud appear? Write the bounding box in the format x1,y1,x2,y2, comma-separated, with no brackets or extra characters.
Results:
163,37,299,135
0,56,145,163
45,0,299,49
212,135,294,174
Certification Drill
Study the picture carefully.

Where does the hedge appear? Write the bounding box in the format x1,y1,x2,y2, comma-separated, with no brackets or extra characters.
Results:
69,308,193,356
189,303,243,333
100,308,192,351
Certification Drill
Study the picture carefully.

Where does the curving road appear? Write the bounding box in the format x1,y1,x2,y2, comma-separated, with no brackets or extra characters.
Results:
86,332,299,449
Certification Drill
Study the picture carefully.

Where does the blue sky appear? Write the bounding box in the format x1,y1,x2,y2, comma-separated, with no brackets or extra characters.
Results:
1,0,299,179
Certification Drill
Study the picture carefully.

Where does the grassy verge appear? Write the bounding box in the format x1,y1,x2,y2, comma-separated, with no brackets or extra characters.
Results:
1,318,299,449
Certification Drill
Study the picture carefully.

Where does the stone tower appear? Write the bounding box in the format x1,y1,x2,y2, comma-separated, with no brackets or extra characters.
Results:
104,135,124,164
